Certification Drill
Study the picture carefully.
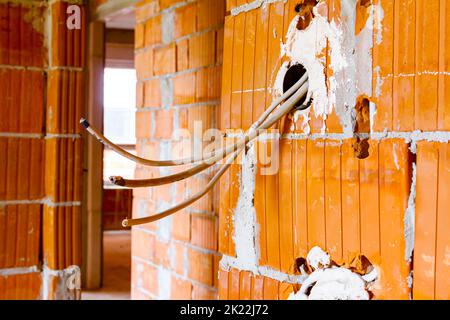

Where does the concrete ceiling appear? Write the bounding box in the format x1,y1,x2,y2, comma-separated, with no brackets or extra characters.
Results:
105,8,136,30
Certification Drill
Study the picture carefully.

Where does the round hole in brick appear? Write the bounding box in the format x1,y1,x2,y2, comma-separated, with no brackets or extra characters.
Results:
283,63,309,109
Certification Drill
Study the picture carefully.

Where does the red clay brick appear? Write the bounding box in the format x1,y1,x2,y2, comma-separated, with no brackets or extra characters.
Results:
191,214,217,251
144,79,161,107
154,239,171,268
132,287,153,300
51,2,86,67
159,0,180,10
176,39,189,71
138,140,160,159
186,174,214,212
197,0,225,31
145,16,162,46
136,81,145,108
132,229,155,261
189,31,216,69
187,248,214,286
135,23,145,49
141,262,159,295
196,66,222,102
153,109,174,139
136,111,152,138
192,284,217,300
153,44,176,75
151,182,173,204
172,241,187,276
0,272,41,300
171,276,192,299
136,1,159,21
173,72,196,105
0,4,45,67
174,3,197,39
136,49,153,80
172,211,191,242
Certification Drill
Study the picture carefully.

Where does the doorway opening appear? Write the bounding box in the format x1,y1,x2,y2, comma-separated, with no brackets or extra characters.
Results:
83,5,136,300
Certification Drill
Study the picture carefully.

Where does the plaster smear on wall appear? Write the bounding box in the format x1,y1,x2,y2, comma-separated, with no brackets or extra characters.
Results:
405,162,416,263
41,265,81,300
231,142,260,272
276,0,384,135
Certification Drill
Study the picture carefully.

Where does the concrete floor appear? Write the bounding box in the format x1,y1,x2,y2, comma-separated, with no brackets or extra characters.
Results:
82,231,131,300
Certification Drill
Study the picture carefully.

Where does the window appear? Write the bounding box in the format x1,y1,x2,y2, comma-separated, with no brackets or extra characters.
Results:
103,68,137,183
103,68,136,145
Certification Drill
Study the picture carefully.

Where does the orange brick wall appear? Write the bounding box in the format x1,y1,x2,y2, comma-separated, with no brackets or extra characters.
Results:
131,0,225,299
0,0,85,299
217,0,450,300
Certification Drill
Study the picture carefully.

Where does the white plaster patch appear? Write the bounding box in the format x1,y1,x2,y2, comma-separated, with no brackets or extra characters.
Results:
276,1,383,135
41,265,81,300
220,255,307,284
362,267,379,283
355,4,374,98
156,202,173,243
158,267,172,300
162,10,174,45
292,108,311,134
289,267,370,300
374,66,384,98
393,142,400,170
306,246,330,270
0,265,39,276
232,142,259,272
407,271,414,289
280,9,330,120
374,3,384,45
405,163,416,262
289,247,377,300
370,100,377,132
161,77,174,108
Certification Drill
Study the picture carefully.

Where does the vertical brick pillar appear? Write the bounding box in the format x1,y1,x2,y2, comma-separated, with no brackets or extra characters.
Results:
131,0,225,300
0,0,46,300
42,0,85,300
0,0,85,299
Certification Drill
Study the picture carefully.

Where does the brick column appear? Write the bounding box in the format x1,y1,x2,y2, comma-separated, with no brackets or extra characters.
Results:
0,0,85,299
131,0,225,300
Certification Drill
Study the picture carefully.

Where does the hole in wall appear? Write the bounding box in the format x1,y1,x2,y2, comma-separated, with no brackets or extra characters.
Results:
295,0,318,30
283,64,310,109
353,96,370,159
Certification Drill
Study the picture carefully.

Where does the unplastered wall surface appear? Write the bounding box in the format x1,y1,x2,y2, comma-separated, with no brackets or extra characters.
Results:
132,0,225,300
218,0,450,300
0,0,85,299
